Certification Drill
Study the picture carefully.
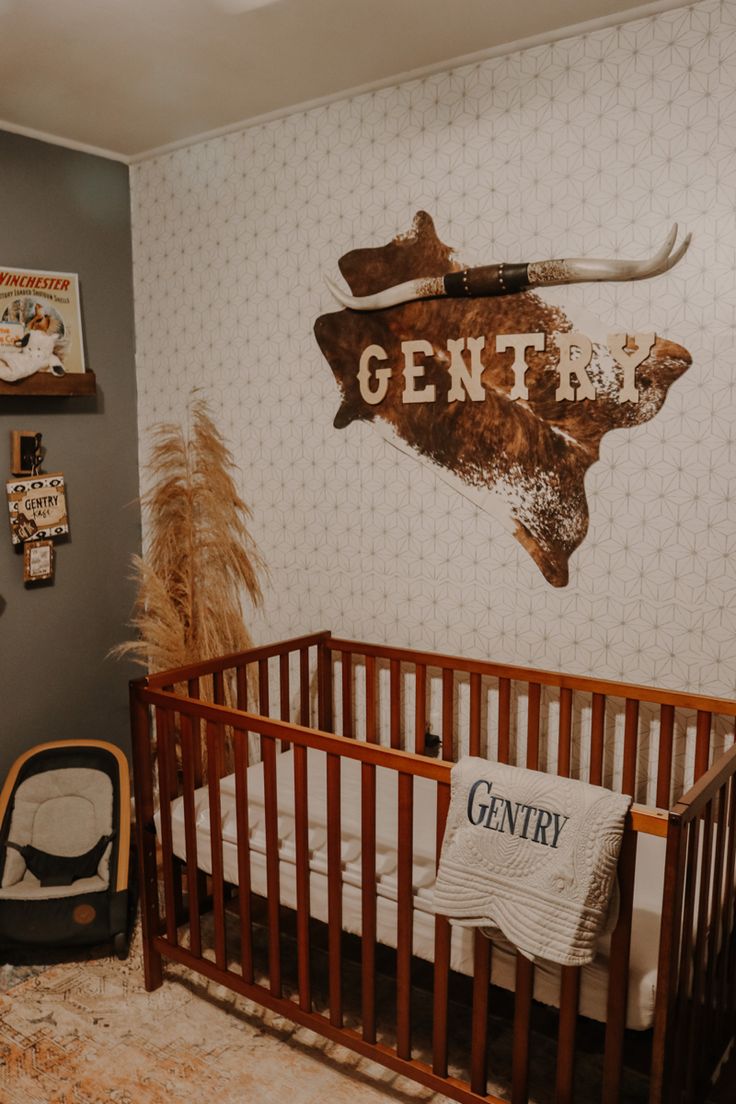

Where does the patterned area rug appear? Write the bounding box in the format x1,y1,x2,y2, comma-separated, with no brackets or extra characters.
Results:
0,926,448,1104
0,918,651,1104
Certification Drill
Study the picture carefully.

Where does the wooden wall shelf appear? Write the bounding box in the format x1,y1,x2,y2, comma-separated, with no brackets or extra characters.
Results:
0,371,96,397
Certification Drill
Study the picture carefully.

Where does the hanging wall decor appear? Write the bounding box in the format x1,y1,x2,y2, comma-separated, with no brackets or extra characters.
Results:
314,212,692,587
6,472,69,544
23,539,55,583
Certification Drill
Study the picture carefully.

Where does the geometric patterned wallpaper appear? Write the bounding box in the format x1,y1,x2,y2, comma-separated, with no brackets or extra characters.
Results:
130,0,736,700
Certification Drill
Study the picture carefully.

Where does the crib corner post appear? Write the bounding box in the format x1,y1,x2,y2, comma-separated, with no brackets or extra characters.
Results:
649,814,686,1104
129,677,164,992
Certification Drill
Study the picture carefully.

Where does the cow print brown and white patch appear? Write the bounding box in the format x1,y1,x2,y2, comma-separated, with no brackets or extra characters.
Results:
314,212,691,587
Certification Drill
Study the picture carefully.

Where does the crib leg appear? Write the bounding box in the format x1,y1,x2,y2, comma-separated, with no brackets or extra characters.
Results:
142,937,164,991
130,682,165,993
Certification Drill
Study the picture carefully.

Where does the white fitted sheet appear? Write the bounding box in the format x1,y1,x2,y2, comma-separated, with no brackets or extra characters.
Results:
165,748,665,1030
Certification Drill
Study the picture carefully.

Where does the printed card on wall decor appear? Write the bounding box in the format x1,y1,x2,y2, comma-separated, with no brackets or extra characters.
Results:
0,266,85,382
314,212,692,587
6,473,69,544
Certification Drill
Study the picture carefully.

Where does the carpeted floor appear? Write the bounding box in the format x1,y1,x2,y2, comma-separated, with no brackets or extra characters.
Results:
0,917,727,1104
0,925,449,1104
0,913,650,1104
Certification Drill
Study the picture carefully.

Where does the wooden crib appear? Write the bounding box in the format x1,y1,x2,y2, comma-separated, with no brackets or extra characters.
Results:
130,631,736,1104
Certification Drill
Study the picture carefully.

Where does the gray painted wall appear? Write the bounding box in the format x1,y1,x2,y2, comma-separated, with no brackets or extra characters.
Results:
0,130,140,780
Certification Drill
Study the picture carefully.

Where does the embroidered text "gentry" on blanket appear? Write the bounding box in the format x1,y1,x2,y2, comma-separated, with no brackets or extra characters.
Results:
433,758,632,966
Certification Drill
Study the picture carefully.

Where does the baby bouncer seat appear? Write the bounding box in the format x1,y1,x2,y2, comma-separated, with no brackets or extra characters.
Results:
0,740,131,957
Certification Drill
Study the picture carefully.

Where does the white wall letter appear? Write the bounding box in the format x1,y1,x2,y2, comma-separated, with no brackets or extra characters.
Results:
447,336,486,402
401,339,436,404
608,332,656,404
358,343,391,405
495,332,545,400
555,332,596,401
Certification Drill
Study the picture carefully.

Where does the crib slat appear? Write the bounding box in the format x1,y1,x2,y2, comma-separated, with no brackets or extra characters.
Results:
366,654,377,744
299,647,310,726
432,782,451,1078
695,710,712,781
415,663,427,755
470,931,491,1094
685,800,715,1098
672,820,701,1092
555,966,580,1104
279,653,290,719
656,703,674,809
235,664,248,712
318,641,334,732
279,652,291,752
206,721,227,971
155,706,178,945
180,712,202,959
361,762,377,1042
213,669,225,705
589,692,605,786
187,677,204,786
557,687,572,778
396,771,414,1060
511,954,534,1104
442,669,454,760
704,785,727,1052
390,658,401,749
622,698,639,797
293,743,311,1011
498,677,511,763
341,650,353,738
258,658,270,717
526,682,541,770
262,735,282,997
601,826,637,1104
721,778,736,1026
469,672,482,757
233,729,253,984
326,752,343,1026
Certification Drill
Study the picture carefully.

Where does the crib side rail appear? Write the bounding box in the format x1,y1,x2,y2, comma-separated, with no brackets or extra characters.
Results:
143,631,330,689
326,637,736,813
650,741,736,1104
132,680,667,1104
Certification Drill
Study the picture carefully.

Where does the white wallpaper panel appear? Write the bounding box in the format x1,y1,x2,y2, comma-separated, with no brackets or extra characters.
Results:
131,0,736,699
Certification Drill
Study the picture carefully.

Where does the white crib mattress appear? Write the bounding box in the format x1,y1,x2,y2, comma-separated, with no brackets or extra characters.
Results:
164,748,665,1030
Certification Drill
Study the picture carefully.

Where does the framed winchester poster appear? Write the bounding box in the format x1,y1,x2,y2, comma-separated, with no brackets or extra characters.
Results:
0,267,85,378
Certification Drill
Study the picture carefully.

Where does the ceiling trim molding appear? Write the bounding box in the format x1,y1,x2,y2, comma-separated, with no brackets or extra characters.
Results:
3,0,693,166
129,0,690,164
0,118,130,165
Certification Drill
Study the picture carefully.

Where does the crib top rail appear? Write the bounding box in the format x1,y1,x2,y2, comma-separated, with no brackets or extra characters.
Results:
143,630,331,689
144,630,736,719
134,681,668,838
138,631,736,813
328,636,736,719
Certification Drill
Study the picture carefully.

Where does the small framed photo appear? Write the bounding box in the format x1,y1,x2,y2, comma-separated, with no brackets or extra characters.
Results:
23,539,54,583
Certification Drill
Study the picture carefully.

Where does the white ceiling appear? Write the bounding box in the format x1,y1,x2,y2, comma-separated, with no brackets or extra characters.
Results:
0,0,688,162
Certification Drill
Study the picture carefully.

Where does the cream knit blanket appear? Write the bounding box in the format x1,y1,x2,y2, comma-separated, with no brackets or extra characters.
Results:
433,758,632,966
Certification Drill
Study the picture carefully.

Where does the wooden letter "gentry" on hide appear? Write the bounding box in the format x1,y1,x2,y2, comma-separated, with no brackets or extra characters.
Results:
356,333,658,406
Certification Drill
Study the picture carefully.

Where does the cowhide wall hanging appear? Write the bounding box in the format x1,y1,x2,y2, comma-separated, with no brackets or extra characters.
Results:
314,213,691,587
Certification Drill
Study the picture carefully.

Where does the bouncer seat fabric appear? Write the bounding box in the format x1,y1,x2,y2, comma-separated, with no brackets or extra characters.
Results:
0,741,131,952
